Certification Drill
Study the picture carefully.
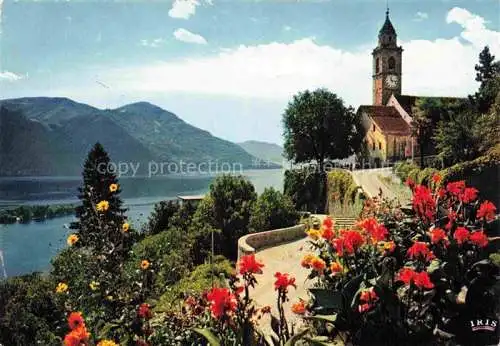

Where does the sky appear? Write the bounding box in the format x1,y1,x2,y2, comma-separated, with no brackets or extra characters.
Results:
0,0,499,145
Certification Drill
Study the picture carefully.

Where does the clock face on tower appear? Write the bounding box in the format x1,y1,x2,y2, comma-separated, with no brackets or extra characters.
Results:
385,74,399,89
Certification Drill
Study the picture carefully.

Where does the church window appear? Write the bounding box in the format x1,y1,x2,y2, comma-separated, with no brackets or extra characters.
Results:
376,58,380,73
372,141,375,151
378,142,382,150
388,56,396,70
373,124,376,132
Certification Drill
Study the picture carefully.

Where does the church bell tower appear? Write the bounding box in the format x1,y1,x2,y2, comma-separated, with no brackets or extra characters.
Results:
372,9,403,105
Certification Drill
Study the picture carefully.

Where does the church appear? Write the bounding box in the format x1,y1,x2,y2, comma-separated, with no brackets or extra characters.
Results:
357,9,462,165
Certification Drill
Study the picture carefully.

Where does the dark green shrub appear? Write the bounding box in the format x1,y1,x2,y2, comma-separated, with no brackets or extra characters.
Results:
284,168,325,212
394,161,419,182
408,168,420,184
146,200,180,236
417,167,438,186
0,273,65,346
249,187,299,232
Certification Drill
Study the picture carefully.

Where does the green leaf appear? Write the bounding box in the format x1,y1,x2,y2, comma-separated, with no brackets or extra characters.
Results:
284,328,310,346
303,336,337,345
303,314,337,323
192,328,221,346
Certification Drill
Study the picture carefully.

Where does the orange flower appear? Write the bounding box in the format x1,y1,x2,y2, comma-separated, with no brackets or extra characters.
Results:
109,183,119,193
301,254,315,268
140,260,150,270
311,257,326,273
432,173,442,184
67,234,79,246
64,326,90,346
291,300,306,315
330,261,343,274
68,312,85,330
238,254,264,275
379,240,396,254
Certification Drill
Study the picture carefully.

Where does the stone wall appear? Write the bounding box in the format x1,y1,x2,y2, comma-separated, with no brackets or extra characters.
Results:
237,224,306,260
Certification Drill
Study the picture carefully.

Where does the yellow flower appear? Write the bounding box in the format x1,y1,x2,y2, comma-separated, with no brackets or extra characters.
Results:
306,229,321,241
140,260,150,270
96,200,109,212
97,340,119,346
67,234,79,246
56,282,68,293
122,222,130,232
89,281,100,291
109,184,119,193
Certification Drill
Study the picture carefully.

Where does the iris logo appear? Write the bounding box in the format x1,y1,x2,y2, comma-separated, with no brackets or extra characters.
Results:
470,319,498,332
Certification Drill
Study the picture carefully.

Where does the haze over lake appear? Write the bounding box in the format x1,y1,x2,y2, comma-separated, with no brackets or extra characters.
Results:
0,169,283,277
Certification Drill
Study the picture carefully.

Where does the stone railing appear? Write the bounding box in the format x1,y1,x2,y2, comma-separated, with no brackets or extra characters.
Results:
237,224,306,260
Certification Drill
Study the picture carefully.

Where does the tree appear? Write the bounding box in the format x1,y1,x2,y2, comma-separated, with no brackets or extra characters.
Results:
70,143,136,270
249,187,299,233
283,88,363,172
474,84,500,154
473,46,500,113
191,175,257,260
434,109,479,165
146,200,180,236
411,98,442,167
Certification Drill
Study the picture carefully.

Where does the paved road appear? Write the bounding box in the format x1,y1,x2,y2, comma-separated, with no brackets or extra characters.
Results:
351,167,410,204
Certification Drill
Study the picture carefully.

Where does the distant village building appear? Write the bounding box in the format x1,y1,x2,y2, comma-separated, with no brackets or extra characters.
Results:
357,9,463,165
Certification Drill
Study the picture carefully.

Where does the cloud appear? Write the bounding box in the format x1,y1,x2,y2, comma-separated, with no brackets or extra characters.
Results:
98,8,498,108
140,38,165,48
0,71,23,82
447,7,500,52
173,28,207,44
283,25,292,31
413,11,428,22
168,0,212,20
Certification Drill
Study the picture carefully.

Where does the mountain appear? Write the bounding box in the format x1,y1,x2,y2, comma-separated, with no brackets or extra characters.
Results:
238,140,285,166
0,97,273,176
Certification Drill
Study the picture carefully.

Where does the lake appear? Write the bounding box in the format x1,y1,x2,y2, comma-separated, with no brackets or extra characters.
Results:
0,169,284,277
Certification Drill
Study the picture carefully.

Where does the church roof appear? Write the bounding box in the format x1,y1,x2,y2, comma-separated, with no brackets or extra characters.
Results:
358,105,410,135
379,10,396,35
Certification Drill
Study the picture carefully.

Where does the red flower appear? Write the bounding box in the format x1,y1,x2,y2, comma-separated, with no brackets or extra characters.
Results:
397,267,416,285
323,216,334,230
430,228,448,246
138,303,152,319
446,210,458,230
437,188,446,199
321,227,335,241
291,300,306,315
446,181,466,196
238,254,264,275
359,218,387,242
412,185,436,223
405,177,415,188
206,287,237,319
477,201,496,222
68,312,85,330
359,288,378,303
342,230,365,254
407,242,434,261
454,227,470,245
413,271,434,289
460,187,478,203
470,231,488,248
358,303,371,313
274,272,296,292
432,173,442,184
332,238,344,257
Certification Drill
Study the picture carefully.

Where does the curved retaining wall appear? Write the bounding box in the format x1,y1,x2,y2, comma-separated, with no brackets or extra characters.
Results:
237,224,306,260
